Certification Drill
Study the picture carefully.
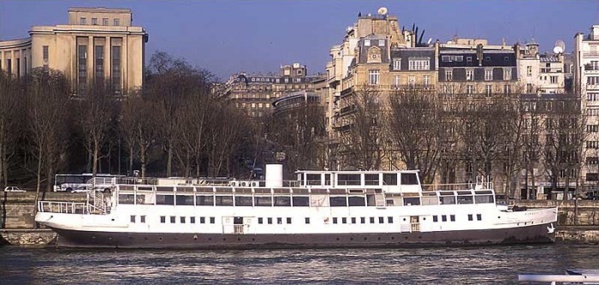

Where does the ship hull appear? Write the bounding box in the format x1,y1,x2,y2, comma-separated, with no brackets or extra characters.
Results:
48,223,555,249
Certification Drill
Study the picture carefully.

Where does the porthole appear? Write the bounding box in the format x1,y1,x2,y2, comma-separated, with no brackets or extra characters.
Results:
238,238,241,241
378,237,381,241
223,238,226,241
159,237,163,241
336,238,340,241
364,237,367,241
129,237,133,240
391,237,395,240
91,236,96,239
144,237,148,240
405,236,408,239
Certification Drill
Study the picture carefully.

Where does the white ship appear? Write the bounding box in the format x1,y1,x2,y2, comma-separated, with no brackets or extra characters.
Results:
35,164,558,248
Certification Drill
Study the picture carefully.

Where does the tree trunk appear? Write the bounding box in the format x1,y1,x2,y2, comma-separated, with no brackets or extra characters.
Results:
166,142,173,177
33,144,43,229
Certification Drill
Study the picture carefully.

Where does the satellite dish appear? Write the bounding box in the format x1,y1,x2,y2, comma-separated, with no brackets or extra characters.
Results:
553,46,563,54
377,7,388,15
554,40,566,53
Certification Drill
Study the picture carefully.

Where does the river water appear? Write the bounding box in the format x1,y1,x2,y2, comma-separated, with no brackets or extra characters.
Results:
1,243,598,284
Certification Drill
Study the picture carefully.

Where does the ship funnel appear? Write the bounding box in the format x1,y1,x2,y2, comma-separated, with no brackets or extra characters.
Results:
265,164,283,187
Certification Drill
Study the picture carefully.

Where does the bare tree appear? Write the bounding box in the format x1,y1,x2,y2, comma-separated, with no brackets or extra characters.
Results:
24,68,71,223
78,82,117,179
337,85,385,170
206,102,250,177
0,71,23,187
521,98,545,199
387,88,445,184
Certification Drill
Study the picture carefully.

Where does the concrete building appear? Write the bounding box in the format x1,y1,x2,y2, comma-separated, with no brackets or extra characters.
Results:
225,63,324,118
0,7,148,95
517,41,569,94
575,24,599,191
438,39,519,97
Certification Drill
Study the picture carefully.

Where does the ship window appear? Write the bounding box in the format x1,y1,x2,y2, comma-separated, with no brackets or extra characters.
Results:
286,217,292,224
342,217,347,224
442,215,447,222
450,215,455,222
119,194,135,204
360,217,366,224
306,174,321,185
337,174,361,185
235,196,253,206
404,197,421,206
156,195,175,205
255,196,272,206
388,216,394,223
267,218,273,224
365,174,379,185
474,195,494,204
215,196,234,206
258,217,263,224
477,214,482,221
200,217,206,224
274,196,291,206
190,217,195,224
351,217,356,224
324,174,331,186
330,196,347,207
433,215,438,222
378,217,384,224
160,216,165,223
210,217,215,224
468,214,473,221
130,215,135,223
176,195,194,206
348,196,366,206
292,196,309,206
180,217,186,223
333,217,338,224
440,196,456,205
401,173,418,185
170,216,176,223
369,217,375,224
383,173,398,185
196,195,214,206
305,217,310,224
457,195,474,204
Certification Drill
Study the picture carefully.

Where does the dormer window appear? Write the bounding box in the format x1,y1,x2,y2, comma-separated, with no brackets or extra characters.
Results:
364,40,371,46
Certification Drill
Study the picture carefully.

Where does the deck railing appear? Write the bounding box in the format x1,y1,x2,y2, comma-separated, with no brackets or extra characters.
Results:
38,201,88,214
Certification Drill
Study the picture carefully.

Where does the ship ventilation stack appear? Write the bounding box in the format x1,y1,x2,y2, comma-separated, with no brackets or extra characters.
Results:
265,164,283,187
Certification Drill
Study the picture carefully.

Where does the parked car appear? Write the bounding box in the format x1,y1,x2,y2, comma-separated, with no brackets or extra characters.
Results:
3,186,25,192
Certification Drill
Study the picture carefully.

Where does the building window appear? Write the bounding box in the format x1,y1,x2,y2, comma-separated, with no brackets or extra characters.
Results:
368,69,380,85
550,76,558,84
393,75,400,87
485,85,492,96
466,69,474,81
485,69,493,81
91,18,98,25
114,18,120,26
504,68,512,80
78,45,87,94
526,83,533,93
408,76,416,87
393,59,401,70
589,77,599,85
95,45,104,82
112,45,121,94
467,85,474,95
80,17,86,25
103,18,109,26
408,59,430,71
43,46,49,62
527,66,532,76
588,93,599,101
445,70,453,81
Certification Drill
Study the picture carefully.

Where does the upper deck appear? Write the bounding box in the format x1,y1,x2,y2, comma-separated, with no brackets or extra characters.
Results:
296,170,422,193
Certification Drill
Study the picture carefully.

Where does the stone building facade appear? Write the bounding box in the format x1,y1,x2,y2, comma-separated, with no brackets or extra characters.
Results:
0,7,148,95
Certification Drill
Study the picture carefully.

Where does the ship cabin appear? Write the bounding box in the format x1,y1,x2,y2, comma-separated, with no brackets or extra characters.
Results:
296,170,422,194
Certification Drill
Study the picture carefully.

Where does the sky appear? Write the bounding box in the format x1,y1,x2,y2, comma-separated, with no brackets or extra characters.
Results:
1,0,598,80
